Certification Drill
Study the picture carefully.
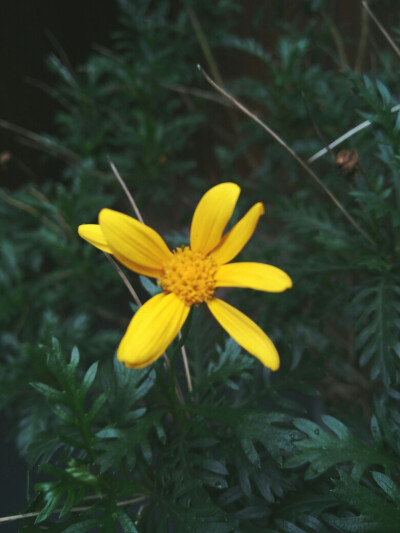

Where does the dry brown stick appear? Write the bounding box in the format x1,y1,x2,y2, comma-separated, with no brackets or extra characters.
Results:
362,1,400,59
0,190,62,235
0,119,80,165
0,495,148,525
28,187,72,236
108,158,144,224
105,254,142,308
160,82,232,107
179,335,193,393
198,65,376,246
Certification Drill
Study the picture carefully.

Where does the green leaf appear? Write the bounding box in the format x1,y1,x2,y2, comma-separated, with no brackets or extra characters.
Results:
104,360,156,426
79,361,98,402
286,415,393,480
34,489,62,524
195,458,229,476
62,520,100,533
95,410,165,473
188,405,298,467
376,80,391,108
86,392,107,422
325,472,400,533
139,275,161,296
236,413,296,465
30,381,66,402
275,515,330,533
50,403,74,424
116,508,139,533
275,520,309,533
371,472,400,504
353,275,400,386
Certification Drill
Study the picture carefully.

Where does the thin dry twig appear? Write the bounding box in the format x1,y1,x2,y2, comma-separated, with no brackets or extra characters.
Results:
105,254,142,308
198,65,376,246
0,495,148,525
108,158,144,224
179,333,193,393
160,82,232,107
0,190,63,235
0,120,80,164
28,187,72,236
362,1,400,59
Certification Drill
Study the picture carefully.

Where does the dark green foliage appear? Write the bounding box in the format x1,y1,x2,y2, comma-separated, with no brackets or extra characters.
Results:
1,0,400,531
325,472,400,533
353,275,400,386
286,415,393,481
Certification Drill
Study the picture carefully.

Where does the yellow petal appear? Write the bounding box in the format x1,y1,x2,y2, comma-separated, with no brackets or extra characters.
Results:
190,183,240,255
215,262,292,292
118,292,190,368
207,298,280,370
99,209,172,277
78,224,113,254
210,202,265,264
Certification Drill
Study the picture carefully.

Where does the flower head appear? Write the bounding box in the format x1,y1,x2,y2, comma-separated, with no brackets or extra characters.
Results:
78,183,292,370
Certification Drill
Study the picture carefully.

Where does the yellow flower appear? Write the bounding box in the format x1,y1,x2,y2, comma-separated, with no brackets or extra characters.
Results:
78,183,292,370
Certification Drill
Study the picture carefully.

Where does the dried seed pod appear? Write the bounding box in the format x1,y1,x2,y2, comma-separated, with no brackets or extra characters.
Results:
335,149,359,179
0,152,11,166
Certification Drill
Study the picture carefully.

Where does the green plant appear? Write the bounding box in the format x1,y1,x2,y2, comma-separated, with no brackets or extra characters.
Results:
2,1,400,531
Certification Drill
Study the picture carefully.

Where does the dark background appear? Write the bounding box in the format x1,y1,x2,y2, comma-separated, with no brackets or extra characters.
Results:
0,0,117,190
0,0,117,523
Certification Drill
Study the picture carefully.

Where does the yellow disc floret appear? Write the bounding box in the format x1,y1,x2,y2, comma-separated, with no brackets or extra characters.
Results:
159,246,217,306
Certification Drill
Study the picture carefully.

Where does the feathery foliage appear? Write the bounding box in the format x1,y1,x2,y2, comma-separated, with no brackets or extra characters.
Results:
1,0,400,531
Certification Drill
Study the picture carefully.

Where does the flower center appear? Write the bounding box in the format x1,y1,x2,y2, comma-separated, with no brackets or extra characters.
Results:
159,246,217,306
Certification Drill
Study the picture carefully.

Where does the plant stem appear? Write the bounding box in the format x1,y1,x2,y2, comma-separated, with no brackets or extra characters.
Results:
105,254,142,307
180,342,193,393
108,158,144,223
0,495,148,525
362,1,400,59
171,310,193,366
355,1,370,73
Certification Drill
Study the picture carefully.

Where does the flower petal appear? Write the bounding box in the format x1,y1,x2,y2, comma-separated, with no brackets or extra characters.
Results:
210,202,265,264
78,224,113,254
215,262,292,292
99,209,172,277
190,182,240,255
207,298,280,370
118,292,190,368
